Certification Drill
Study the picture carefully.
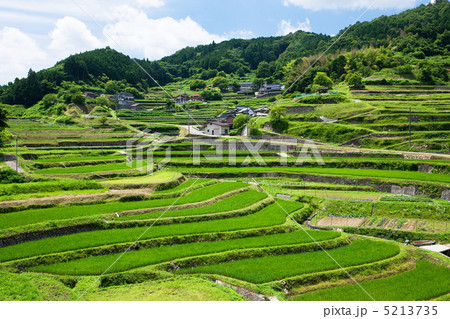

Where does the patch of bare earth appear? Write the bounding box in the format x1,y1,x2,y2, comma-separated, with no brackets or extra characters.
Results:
401,220,418,231
383,219,398,229
0,189,152,208
317,217,366,227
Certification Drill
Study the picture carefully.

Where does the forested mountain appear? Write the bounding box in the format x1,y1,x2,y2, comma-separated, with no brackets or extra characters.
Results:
0,0,448,107
335,0,449,54
160,32,331,78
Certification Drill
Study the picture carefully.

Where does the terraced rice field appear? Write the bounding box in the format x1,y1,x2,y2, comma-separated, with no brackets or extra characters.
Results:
29,231,341,275
1,94,449,302
0,182,248,230
293,260,450,301
176,239,400,283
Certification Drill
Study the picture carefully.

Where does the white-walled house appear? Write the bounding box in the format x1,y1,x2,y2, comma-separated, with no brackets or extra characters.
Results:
205,122,233,136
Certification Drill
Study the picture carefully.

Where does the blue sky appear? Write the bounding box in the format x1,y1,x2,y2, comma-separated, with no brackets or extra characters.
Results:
0,0,435,84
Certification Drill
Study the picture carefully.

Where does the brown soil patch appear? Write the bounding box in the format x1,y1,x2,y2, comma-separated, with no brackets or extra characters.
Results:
0,189,153,209
401,220,418,231
383,219,398,229
317,217,366,227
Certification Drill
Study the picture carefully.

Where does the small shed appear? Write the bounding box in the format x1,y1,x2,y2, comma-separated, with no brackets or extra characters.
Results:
317,87,330,94
205,122,233,136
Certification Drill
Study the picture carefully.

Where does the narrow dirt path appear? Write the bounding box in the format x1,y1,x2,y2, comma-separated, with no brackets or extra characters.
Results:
4,154,25,173
214,279,266,301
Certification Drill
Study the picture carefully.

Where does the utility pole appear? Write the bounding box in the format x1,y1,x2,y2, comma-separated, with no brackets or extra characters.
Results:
15,135,18,172
409,106,412,148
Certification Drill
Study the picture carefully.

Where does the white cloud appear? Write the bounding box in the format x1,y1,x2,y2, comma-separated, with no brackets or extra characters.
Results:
49,17,104,60
0,0,165,17
277,19,311,36
135,0,165,8
103,5,227,60
283,0,418,11
0,27,47,83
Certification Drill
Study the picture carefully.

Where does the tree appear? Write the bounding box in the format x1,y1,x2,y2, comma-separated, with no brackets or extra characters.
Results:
124,87,143,99
165,99,175,110
190,79,206,90
42,93,58,108
256,61,273,78
212,76,228,88
201,90,222,101
233,114,251,129
99,116,108,126
230,82,241,93
313,72,334,88
0,106,8,147
105,80,123,94
330,55,347,80
269,106,288,132
345,72,364,89
218,59,238,74
269,106,286,122
418,61,434,84
95,96,111,107
71,93,86,105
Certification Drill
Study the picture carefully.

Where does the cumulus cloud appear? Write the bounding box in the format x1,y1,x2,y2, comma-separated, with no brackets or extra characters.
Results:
49,17,104,60
277,19,311,36
103,5,227,60
135,0,165,8
0,27,47,83
0,0,165,16
282,0,418,11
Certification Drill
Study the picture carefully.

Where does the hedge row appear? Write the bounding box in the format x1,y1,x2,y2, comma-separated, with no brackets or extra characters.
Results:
167,160,450,173
29,158,124,170
282,247,409,289
0,183,249,236
100,270,171,288
290,204,314,224
150,180,217,199
106,174,185,190
342,227,450,243
0,180,102,197
11,225,296,269
0,188,255,244
112,196,274,228
112,187,252,220
160,235,349,271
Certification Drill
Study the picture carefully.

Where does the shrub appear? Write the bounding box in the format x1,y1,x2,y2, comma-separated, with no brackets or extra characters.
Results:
345,72,364,89
190,79,206,91
55,116,75,125
296,94,348,104
0,169,27,184
118,195,148,202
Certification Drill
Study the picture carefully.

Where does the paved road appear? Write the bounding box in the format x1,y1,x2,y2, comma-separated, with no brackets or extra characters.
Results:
177,125,208,136
4,154,26,173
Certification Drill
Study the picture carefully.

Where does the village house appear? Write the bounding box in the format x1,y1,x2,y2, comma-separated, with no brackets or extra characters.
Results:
237,82,255,95
175,93,190,104
205,122,233,136
256,82,284,98
190,94,205,102
254,107,270,117
204,105,270,136
110,92,140,110
83,91,104,99
317,87,330,94
175,93,205,104
214,112,236,124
